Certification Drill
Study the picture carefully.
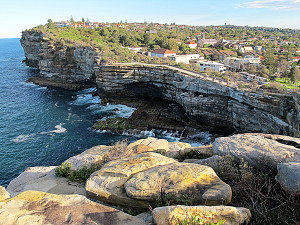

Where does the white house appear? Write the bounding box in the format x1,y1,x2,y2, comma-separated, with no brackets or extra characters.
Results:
185,41,198,49
169,54,200,64
200,61,226,73
151,49,176,58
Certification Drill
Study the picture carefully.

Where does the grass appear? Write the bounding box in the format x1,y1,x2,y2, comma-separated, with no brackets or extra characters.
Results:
274,77,300,89
175,215,225,225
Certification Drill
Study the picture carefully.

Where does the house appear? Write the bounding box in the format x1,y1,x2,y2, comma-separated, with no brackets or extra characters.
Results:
151,49,176,58
200,61,226,73
185,41,198,49
169,54,201,64
240,46,254,53
223,56,260,71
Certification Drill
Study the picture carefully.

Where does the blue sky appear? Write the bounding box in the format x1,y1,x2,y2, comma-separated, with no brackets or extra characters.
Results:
0,0,299,38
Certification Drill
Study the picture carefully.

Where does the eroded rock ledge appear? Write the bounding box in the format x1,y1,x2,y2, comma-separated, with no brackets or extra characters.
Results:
21,30,300,136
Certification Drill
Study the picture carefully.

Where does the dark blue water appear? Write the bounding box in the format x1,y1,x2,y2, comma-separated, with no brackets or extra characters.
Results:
0,39,210,187
0,38,138,186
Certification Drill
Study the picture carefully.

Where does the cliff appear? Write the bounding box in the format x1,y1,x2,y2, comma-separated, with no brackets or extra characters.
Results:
20,30,300,136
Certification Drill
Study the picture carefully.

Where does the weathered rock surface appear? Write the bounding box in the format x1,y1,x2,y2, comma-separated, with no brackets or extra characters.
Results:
213,133,300,171
127,137,191,158
64,145,113,170
86,152,177,208
0,191,146,225
276,162,300,196
152,205,251,225
192,155,224,167
0,186,10,201
125,162,232,205
6,166,85,197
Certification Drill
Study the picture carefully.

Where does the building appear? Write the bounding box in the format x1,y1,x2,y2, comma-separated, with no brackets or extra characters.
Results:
151,49,176,58
198,39,218,47
200,61,226,73
185,41,198,49
223,56,261,71
169,54,201,64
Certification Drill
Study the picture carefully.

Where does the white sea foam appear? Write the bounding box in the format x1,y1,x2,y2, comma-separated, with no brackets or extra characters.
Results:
50,124,67,133
12,124,67,142
12,134,35,143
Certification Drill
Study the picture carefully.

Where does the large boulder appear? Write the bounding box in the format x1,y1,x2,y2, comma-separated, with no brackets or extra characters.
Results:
64,145,114,170
86,152,177,208
213,133,300,171
125,162,232,205
0,191,146,225
152,205,251,225
0,186,10,201
6,166,85,197
276,162,300,196
127,137,191,158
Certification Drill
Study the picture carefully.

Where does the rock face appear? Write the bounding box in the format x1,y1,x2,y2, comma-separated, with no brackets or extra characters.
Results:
152,205,251,225
0,186,10,201
276,162,300,196
21,31,300,136
0,191,146,225
86,152,231,208
213,133,300,171
6,166,85,197
125,162,232,205
96,64,300,136
21,30,97,90
86,152,177,208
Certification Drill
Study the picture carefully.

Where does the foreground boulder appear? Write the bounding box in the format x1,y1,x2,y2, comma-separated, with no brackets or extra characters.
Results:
86,152,177,208
86,152,231,208
0,191,146,225
6,166,85,197
152,205,251,225
0,186,10,201
64,145,114,170
125,162,232,205
276,162,300,196
213,133,300,171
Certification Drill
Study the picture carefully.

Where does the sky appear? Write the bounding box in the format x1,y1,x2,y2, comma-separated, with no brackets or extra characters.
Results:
0,0,300,38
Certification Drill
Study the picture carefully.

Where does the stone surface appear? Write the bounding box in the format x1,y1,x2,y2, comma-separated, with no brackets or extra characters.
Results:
152,205,251,225
6,166,85,197
213,133,300,171
0,186,10,201
125,162,232,205
193,155,224,166
276,162,300,196
64,145,113,170
0,191,146,225
86,152,176,208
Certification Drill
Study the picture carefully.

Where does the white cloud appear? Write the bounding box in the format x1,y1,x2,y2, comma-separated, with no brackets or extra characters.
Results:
239,0,300,10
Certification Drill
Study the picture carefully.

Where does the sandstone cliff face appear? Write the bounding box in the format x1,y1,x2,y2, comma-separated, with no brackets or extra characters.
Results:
21,30,98,88
21,31,300,136
95,65,298,136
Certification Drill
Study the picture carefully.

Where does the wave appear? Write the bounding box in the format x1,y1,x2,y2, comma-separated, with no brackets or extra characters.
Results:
12,123,67,143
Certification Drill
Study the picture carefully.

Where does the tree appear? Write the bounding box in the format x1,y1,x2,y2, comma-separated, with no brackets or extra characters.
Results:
70,16,74,23
46,19,55,29
82,17,85,23
86,18,90,23
289,66,300,84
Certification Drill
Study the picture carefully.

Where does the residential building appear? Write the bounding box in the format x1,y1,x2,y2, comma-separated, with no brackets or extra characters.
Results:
198,39,218,47
169,54,201,64
200,61,226,73
185,41,198,48
151,49,176,58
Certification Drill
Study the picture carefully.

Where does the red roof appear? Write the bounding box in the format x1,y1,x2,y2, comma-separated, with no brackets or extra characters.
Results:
151,49,176,54
186,41,197,45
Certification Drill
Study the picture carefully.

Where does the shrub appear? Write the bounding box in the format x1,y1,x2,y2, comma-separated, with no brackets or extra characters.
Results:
175,215,225,225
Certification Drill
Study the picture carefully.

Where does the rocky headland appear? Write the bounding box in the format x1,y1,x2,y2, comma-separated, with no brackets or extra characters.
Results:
21,30,300,137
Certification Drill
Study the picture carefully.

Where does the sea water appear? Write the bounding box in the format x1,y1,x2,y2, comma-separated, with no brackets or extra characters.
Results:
0,38,210,186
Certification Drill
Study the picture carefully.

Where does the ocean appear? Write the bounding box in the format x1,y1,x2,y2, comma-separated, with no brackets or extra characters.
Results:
0,38,210,186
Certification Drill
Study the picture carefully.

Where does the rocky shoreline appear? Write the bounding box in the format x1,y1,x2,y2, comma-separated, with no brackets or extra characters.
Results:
1,134,299,224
